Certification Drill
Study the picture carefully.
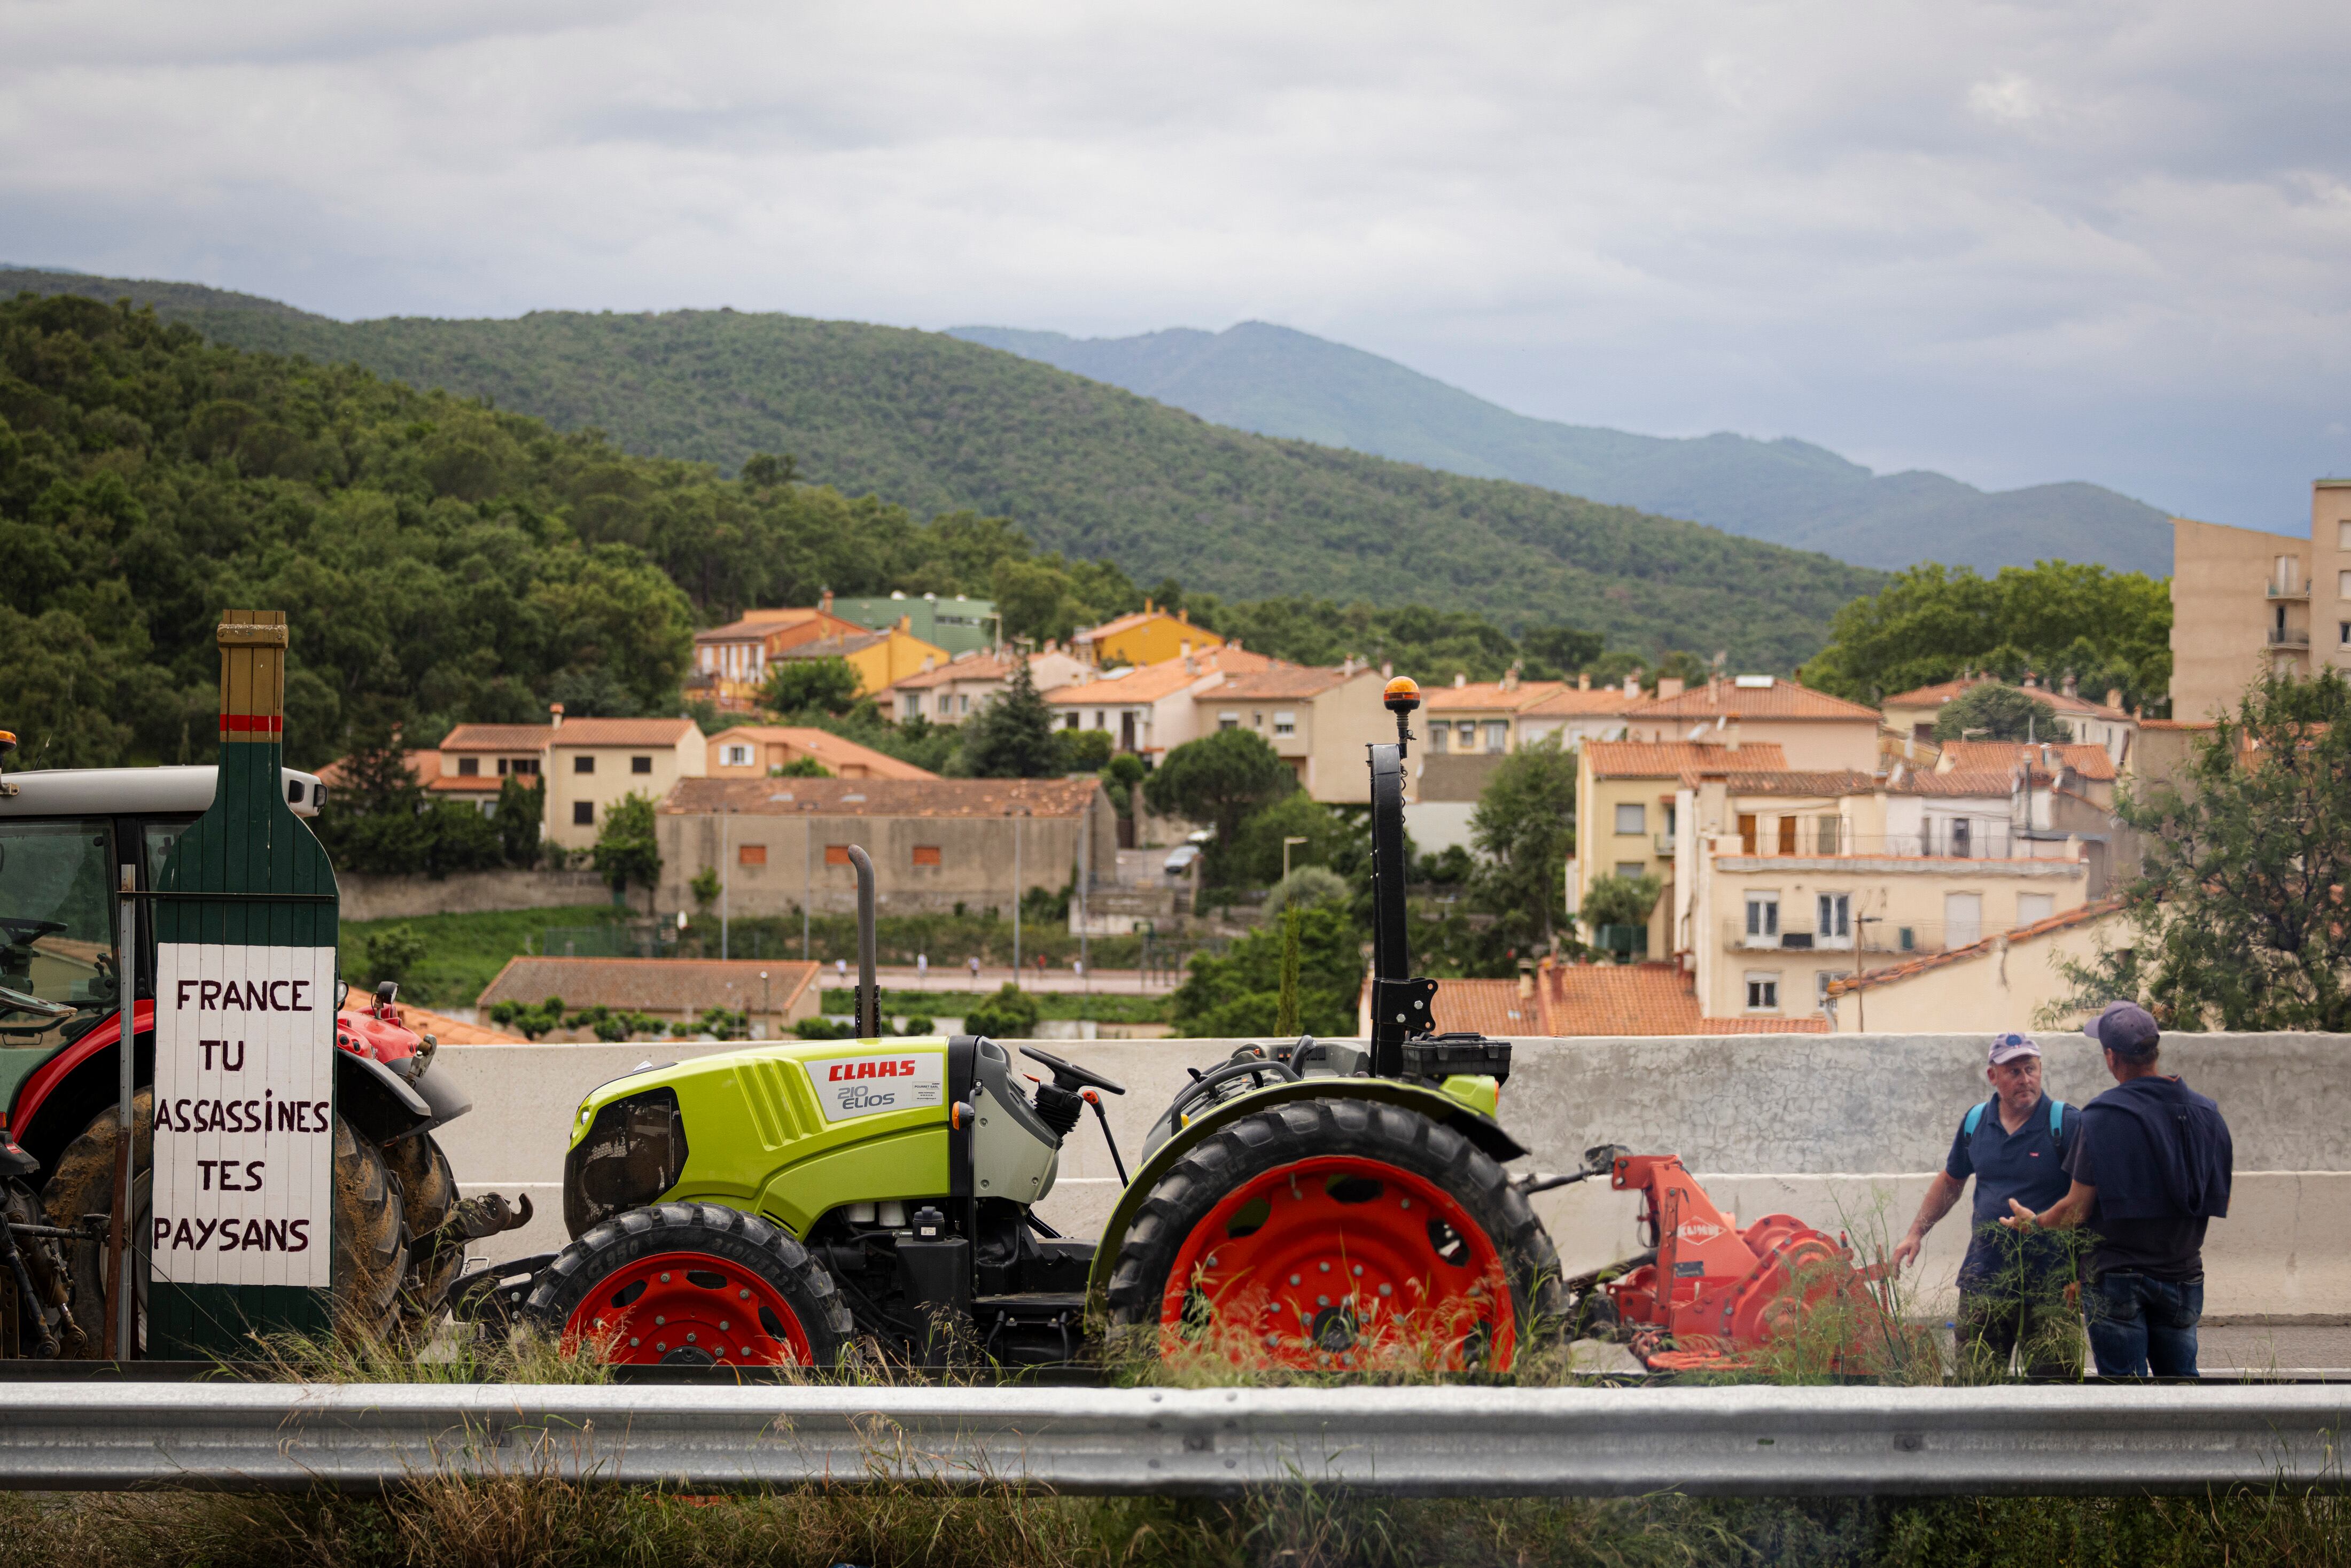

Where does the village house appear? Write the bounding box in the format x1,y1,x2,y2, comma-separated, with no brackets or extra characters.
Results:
1360,954,1827,1037
885,644,1089,725
1044,646,1271,761
687,598,873,709
704,725,938,782
1824,899,2124,1034
1515,675,1640,750
1073,602,1223,667
654,776,1117,918
543,715,706,851
1420,670,1572,756
1572,739,1791,962
1622,674,1881,771
766,621,951,700
1189,662,1394,803
1880,673,2137,767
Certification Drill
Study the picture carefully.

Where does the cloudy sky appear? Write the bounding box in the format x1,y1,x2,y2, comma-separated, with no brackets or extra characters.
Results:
4,0,2344,533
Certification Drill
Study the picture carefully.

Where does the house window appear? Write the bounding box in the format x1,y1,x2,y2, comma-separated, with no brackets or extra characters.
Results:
1614,802,1646,835
632,755,653,775
1737,814,1757,854
959,695,970,714
513,758,539,776
1457,722,1476,750
739,844,767,866
1064,714,1079,730
722,744,752,767
1427,724,1448,753
457,756,479,777
1815,815,1841,854
1663,801,1677,837
495,758,509,776
2018,892,2054,926
1815,971,1835,1008
1273,711,1296,737
2340,521,2351,551
1217,711,1240,731
913,846,943,867
573,755,595,774
1898,926,1916,951
572,801,594,826
825,845,852,865
1482,721,1507,753
1777,816,1797,855
1945,891,1983,947
1252,712,1264,729
1950,818,1973,857
2338,619,2349,648
1744,973,1780,1012
1614,861,1646,880
1745,892,1779,939
1817,892,1849,939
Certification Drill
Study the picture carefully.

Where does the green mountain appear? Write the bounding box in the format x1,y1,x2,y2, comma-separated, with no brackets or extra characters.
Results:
2,268,1885,667
949,321,2176,578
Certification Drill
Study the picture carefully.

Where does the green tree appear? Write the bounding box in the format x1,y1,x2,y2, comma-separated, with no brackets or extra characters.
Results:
2046,670,2351,1032
495,774,543,867
1172,903,1363,1037
689,865,721,916
359,925,428,986
1100,750,1147,816
1517,625,1606,680
1145,728,1297,881
1581,872,1663,938
1056,727,1114,772
759,657,862,719
1227,792,1360,886
1469,738,1577,951
1274,907,1304,1036
772,755,831,778
964,981,1041,1039
593,791,663,912
1263,865,1349,921
488,996,566,1041
960,657,1062,778
1799,561,2171,712
1931,684,2073,744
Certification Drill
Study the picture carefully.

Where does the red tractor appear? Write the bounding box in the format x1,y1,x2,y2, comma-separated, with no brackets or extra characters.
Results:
0,750,485,1355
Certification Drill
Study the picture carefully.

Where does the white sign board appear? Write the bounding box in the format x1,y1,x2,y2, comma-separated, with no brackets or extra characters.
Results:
803,1051,944,1123
151,943,338,1289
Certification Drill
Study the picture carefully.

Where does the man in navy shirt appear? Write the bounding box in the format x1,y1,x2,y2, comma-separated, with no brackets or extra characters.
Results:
1892,1031,2082,1377
2003,1002,2233,1377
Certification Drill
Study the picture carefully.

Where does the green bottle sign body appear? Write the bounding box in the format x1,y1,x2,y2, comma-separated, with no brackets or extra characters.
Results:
147,612,340,1355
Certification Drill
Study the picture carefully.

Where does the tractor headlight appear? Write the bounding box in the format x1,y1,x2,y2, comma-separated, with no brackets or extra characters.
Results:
563,1088,689,1238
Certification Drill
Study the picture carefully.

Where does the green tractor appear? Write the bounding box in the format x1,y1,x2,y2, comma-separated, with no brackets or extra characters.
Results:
491,680,1567,1371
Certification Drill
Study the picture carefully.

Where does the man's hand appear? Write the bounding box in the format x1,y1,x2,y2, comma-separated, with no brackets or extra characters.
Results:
1889,1231,1926,1273
1999,1197,2040,1231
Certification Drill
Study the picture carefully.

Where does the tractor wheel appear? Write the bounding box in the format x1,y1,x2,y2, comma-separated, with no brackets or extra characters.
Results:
384,1134,461,1328
42,1095,411,1349
1104,1097,1565,1371
524,1201,853,1369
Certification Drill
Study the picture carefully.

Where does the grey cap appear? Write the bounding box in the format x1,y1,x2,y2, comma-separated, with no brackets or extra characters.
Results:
2083,1000,2159,1058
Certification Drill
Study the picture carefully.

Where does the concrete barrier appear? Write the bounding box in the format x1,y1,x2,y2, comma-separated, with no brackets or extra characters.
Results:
427,1032,2351,1319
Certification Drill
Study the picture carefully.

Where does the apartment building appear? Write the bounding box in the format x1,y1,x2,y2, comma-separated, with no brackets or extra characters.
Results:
544,716,706,851
886,645,1088,725
2169,480,2351,719
1045,647,1269,761
1622,675,1880,770
704,725,938,782
1573,739,1789,961
1673,765,2093,1023
1073,602,1224,667
1191,663,1392,803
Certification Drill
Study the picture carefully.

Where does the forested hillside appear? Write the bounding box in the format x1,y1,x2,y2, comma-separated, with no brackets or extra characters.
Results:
0,294,1029,770
2,269,1884,668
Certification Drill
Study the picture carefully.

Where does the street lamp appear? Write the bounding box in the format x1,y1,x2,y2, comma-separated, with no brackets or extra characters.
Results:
760,969,770,1035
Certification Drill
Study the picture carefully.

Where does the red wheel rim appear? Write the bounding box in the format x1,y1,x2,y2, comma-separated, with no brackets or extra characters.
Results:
563,1250,814,1366
1159,1156,1516,1370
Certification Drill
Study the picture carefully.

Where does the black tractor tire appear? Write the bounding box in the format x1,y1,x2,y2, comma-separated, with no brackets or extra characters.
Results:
384,1133,461,1327
1104,1096,1567,1368
42,1094,411,1349
523,1201,854,1369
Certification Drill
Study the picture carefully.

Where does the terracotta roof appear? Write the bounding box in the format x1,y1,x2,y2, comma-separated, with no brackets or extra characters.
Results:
318,747,436,788
1585,740,1788,779
476,958,820,1015
1420,978,1550,1035
548,717,700,747
2137,719,2215,732
1522,685,1640,717
1076,609,1219,646
705,726,939,781
1387,964,1827,1036
1682,769,1878,797
694,616,788,644
1047,647,1270,707
1200,666,1361,701
1826,897,2124,996
1625,678,1879,722
1939,740,2118,782
662,775,1103,819
888,649,1045,690
1889,767,2016,797
440,724,557,752
1881,675,2127,722
1423,680,1567,714
342,986,525,1045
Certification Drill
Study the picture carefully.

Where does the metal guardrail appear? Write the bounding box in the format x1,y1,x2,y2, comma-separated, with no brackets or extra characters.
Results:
0,1383,2345,1496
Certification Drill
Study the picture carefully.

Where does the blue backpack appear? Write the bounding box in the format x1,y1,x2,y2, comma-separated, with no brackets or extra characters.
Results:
1964,1096,2067,1145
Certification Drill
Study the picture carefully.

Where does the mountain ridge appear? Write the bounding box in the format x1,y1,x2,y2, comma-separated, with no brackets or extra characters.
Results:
947,320,2177,576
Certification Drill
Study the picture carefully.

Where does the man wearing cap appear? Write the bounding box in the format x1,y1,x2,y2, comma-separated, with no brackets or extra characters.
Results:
1891,1032,2083,1377
2003,1002,2233,1378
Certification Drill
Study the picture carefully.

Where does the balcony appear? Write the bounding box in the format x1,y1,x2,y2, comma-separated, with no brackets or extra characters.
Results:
1723,919,1855,953
1654,832,1676,856
2268,581,2309,600
2269,626,2311,649
1719,820,2032,860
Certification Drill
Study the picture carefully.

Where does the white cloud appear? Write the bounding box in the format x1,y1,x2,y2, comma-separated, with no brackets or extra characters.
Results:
3,0,2347,527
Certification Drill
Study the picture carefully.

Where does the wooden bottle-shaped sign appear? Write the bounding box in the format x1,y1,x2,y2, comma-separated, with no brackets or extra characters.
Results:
147,610,340,1354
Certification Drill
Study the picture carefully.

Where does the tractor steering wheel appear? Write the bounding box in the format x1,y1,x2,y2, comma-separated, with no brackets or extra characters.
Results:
0,918,67,949
1018,1044,1127,1097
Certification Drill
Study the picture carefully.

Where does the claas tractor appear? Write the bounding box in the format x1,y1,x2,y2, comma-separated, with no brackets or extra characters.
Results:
488,680,1570,1371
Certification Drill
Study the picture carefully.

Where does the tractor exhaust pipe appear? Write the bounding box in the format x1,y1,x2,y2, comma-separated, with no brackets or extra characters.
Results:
846,845,881,1038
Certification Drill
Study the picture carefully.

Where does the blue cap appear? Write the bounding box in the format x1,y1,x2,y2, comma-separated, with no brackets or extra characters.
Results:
1988,1031,2039,1065
2083,1000,2159,1058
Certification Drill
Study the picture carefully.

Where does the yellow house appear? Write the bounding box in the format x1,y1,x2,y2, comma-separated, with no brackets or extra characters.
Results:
1573,738,1788,961
1074,602,1224,668
769,621,951,699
